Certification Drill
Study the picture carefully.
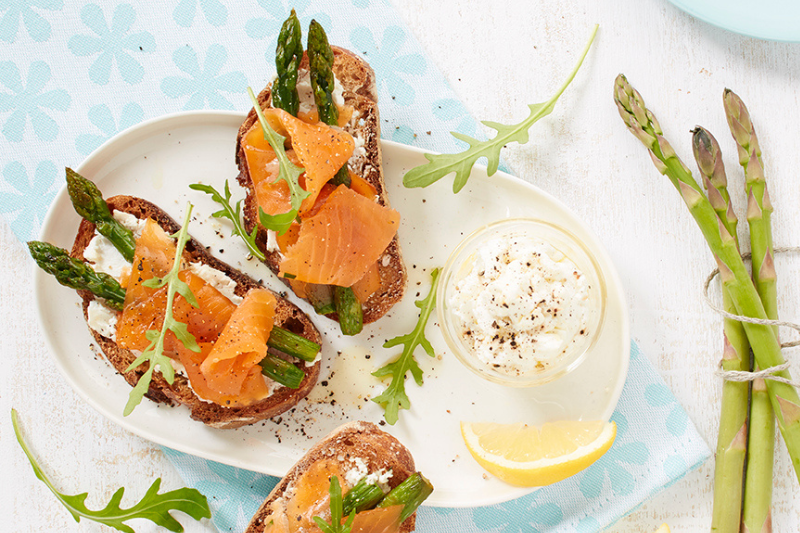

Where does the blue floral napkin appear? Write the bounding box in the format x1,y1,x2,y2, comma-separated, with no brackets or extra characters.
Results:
1,1,710,531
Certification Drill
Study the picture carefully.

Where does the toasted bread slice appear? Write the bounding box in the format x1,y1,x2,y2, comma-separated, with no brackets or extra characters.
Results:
245,421,419,533
236,46,407,325
70,195,322,429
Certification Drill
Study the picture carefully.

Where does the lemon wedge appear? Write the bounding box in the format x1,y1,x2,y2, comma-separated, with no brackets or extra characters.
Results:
460,420,616,486
652,525,670,533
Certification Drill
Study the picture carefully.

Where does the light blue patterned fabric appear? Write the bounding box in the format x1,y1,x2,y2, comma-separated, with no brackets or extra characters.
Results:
1,1,710,531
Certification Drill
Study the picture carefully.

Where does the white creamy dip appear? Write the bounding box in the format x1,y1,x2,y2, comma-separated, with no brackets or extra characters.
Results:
447,234,596,377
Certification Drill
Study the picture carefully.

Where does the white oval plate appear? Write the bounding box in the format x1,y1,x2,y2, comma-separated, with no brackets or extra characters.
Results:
35,111,629,508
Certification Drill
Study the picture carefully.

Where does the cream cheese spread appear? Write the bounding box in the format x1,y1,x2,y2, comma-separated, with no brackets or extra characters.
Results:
186,262,243,305
114,210,146,237
87,299,118,341
83,232,130,279
344,457,393,493
83,210,146,279
265,229,281,253
295,68,345,118
447,234,595,377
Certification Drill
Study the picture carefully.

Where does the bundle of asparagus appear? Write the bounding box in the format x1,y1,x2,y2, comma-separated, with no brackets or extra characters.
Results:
615,75,798,532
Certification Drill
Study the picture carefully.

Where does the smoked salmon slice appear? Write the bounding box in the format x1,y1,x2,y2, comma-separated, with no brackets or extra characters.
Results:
117,219,237,352
279,185,399,287
348,171,378,200
173,341,271,407
351,262,381,304
281,110,354,205
172,270,236,344
242,108,355,217
199,288,276,400
283,459,342,533
117,219,177,351
350,505,404,533
113,218,279,407
247,147,302,218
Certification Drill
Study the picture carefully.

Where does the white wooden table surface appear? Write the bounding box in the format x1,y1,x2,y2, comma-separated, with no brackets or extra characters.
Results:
2,0,800,531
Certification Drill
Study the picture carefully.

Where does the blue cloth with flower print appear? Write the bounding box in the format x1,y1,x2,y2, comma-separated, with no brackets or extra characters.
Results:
0,1,710,532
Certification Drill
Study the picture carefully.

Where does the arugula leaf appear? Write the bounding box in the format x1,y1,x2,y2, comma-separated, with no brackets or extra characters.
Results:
247,86,308,212
403,24,598,193
259,206,296,236
313,476,356,533
123,203,200,416
11,409,211,532
189,181,266,261
372,268,440,425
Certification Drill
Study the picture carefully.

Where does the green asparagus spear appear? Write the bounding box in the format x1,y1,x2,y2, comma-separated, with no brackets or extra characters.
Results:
266,325,320,362
259,353,305,389
306,20,361,333
307,19,337,126
273,9,303,116
692,127,738,234
304,283,336,316
65,168,136,262
376,473,433,523
724,89,776,533
341,478,385,516
307,19,350,187
743,376,774,530
28,241,126,310
615,74,800,483
691,127,749,533
334,285,363,336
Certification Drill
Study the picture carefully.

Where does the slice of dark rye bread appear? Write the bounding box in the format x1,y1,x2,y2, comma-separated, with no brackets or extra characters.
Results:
245,421,418,533
235,46,407,325
69,195,322,430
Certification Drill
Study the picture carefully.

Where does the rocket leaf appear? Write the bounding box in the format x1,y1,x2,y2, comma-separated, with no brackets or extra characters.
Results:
247,86,308,213
189,180,266,261
313,476,355,533
259,206,297,236
124,203,199,416
371,268,440,425
11,409,211,532
403,25,598,193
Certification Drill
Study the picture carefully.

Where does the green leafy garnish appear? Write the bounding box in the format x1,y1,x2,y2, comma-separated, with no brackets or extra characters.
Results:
247,86,308,215
259,206,296,236
403,24,598,192
313,476,355,533
372,268,440,425
11,409,211,532
123,203,200,416
189,181,266,261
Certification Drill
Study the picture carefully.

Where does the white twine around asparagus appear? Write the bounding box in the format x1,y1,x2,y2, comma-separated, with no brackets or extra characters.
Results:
714,362,797,385
704,246,800,386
